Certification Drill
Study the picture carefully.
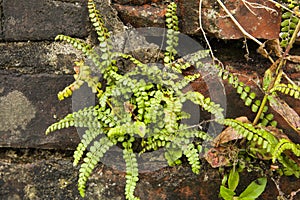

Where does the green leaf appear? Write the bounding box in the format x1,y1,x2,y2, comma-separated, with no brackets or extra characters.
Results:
228,169,239,191
220,186,236,200
263,68,272,91
238,177,267,199
164,147,182,166
134,121,146,137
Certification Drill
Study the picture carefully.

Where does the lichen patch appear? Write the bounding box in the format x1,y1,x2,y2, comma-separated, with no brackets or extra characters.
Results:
0,90,36,133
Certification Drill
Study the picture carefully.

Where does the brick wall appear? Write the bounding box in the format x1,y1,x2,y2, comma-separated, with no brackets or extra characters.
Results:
0,0,283,149
0,0,90,149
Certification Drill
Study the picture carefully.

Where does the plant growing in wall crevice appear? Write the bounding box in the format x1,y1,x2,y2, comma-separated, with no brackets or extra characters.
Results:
46,0,300,199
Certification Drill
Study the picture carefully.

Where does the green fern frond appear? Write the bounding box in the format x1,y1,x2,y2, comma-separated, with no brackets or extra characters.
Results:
55,34,93,54
218,68,278,127
73,128,104,166
87,0,110,43
182,143,201,174
123,140,140,200
164,2,179,66
143,93,165,124
87,0,116,76
185,91,224,120
175,73,201,90
57,60,102,100
163,96,181,133
271,83,300,99
55,34,103,71
57,83,78,100
78,136,114,197
280,1,299,47
277,154,300,178
73,143,86,166
45,113,74,134
220,118,278,152
73,60,102,94
272,138,300,163
139,130,172,154
72,106,102,128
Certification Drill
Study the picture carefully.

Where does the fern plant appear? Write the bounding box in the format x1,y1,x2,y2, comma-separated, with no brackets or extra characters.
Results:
215,0,300,179
46,1,219,199
46,0,300,199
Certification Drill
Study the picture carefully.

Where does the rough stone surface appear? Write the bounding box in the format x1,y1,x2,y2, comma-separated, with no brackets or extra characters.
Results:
0,74,80,149
198,0,281,39
2,0,88,41
94,0,125,34
0,91,36,133
0,149,299,200
113,0,281,39
113,3,167,28
113,0,163,5
0,42,83,74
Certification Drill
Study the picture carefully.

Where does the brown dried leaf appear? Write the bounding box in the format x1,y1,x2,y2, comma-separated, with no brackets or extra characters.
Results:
286,55,300,64
257,42,269,59
265,38,282,57
257,39,282,58
205,117,249,168
268,95,300,134
204,147,230,168
213,116,250,147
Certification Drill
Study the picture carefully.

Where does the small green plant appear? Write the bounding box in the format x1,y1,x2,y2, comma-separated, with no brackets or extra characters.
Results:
47,1,214,199
220,168,267,200
46,0,300,199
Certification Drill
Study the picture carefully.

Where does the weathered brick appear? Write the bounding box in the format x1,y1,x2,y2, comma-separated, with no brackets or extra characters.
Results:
0,73,80,149
1,151,299,199
0,1,3,40
0,42,83,74
2,0,88,41
196,0,281,39
0,41,84,149
113,0,281,39
114,3,167,28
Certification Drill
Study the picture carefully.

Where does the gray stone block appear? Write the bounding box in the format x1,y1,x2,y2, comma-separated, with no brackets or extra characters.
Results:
0,41,85,149
2,0,88,41
0,2,3,40
0,42,83,74
0,73,80,149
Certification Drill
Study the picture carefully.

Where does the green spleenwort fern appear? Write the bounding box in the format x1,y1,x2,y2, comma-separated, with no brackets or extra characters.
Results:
78,136,114,197
272,139,300,163
219,118,278,153
217,67,278,127
280,0,299,47
123,139,139,200
270,83,300,99
46,1,300,199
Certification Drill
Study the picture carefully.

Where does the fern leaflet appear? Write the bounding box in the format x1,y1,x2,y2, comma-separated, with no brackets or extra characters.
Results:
272,138,300,163
78,136,114,197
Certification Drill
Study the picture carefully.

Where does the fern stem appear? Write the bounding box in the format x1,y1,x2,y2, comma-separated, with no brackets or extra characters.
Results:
254,18,300,125
252,95,268,125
